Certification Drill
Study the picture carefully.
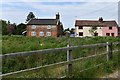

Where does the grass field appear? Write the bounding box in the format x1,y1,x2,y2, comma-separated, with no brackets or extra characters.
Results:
2,35,120,54
2,35,120,78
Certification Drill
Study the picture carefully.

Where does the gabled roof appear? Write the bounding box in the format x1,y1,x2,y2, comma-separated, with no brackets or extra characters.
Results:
27,19,59,25
75,20,118,27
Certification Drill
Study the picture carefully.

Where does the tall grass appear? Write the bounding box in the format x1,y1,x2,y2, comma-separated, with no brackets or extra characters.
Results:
2,36,120,78
2,36,120,54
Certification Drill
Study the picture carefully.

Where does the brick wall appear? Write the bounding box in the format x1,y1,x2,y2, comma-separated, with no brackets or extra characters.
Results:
27,25,58,37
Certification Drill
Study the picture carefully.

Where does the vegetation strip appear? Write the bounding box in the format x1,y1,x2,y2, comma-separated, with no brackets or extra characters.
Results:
71,52,107,63
79,63,103,73
1,61,69,77
2,43,107,59
1,51,108,77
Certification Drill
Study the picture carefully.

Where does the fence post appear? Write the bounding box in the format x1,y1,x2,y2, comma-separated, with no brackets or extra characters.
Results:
67,44,72,76
106,42,113,61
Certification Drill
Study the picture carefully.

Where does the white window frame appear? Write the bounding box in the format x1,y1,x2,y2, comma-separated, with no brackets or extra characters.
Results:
39,31,44,36
31,31,36,36
46,32,51,36
47,25,52,29
32,25,36,29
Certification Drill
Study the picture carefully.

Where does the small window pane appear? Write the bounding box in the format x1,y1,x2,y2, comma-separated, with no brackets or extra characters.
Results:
31,31,36,36
39,32,44,36
32,25,36,29
106,33,110,36
111,33,114,37
79,26,83,29
46,32,51,36
47,25,52,29
94,33,98,36
79,32,83,36
109,27,112,30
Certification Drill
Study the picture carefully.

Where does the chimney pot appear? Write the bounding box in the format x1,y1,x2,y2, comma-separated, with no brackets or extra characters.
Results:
56,12,60,19
99,17,103,22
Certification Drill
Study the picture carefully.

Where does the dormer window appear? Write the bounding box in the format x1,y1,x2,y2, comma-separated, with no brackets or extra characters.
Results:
32,25,36,29
109,26,112,30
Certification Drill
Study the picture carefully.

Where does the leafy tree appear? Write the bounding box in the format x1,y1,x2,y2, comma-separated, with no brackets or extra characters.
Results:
15,23,26,35
7,23,16,35
1,20,8,35
89,26,98,36
63,28,70,37
26,12,35,22
64,28,70,32
70,28,75,34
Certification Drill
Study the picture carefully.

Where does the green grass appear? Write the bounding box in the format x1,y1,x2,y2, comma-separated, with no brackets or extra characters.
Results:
2,36,120,54
2,35,120,78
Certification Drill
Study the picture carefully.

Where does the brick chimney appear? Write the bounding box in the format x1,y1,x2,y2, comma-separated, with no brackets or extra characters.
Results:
56,12,60,20
99,17,103,22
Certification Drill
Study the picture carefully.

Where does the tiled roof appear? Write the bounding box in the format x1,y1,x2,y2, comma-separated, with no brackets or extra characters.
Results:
27,19,58,25
75,20,118,27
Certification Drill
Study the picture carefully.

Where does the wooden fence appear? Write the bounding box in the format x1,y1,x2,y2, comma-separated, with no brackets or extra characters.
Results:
0,42,120,77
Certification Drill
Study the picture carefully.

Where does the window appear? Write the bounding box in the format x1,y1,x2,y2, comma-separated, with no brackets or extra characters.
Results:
31,31,36,36
79,32,83,36
32,25,36,29
111,33,114,37
47,25,52,29
109,26,112,30
106,33,110,36
78,26,83,29
92,26,97,29
39,31,44,36
46,32,51,36
94,33,98,36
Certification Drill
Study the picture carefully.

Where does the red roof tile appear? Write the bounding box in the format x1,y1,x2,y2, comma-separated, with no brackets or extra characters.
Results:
75,20,118,27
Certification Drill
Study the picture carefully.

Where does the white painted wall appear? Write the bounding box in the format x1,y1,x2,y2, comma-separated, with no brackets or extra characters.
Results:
75,26,103,37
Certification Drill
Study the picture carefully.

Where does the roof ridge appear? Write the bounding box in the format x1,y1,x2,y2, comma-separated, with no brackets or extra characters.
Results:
76,20,116,22
32,18,56,20
27,18,58,25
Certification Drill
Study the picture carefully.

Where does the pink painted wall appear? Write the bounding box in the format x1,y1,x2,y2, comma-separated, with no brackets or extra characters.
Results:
102,26,118,37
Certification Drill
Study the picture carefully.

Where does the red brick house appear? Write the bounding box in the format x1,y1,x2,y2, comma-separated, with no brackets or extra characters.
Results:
26,13,63,37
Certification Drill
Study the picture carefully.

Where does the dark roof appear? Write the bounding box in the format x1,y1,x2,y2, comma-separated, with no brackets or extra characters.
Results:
75,20,118,27
27,19,58,25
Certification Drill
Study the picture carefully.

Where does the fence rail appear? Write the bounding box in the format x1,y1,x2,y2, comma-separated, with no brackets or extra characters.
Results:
1,43,108,59
1,42,120,77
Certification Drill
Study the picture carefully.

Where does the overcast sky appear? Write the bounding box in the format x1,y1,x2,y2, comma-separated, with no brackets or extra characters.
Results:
1,0,119,29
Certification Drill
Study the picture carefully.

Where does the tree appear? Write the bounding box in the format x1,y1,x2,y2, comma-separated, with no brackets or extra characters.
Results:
64,28,70,32
14,23,26,35
7,23,16,35
89,26,97,36
1,20,8,35
26,12,35,22
70,28,75,34
63,28,70,37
